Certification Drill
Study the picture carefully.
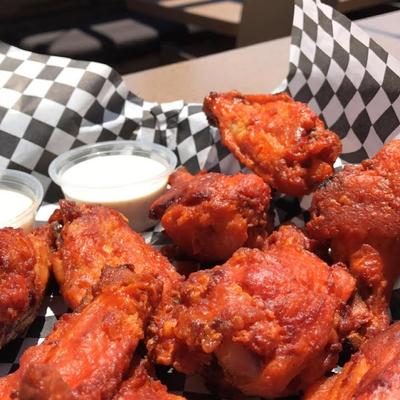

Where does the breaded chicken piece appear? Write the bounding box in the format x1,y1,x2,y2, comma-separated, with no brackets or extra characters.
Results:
307,139,400,343
203,91,341,196
49,200,182,309
305,322,400,400
149,168,271,262
0,225,51,349
0,266,161,400
147,226,356,398
113,359,185,400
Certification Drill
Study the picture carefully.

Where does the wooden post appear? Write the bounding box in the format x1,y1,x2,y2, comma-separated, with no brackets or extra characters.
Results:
237,0,295,47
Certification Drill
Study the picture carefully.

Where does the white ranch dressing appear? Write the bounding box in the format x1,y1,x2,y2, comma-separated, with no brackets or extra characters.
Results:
0,189,34,231
61,154,168,231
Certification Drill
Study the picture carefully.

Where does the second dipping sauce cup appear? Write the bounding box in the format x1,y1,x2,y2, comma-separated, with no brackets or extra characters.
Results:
49,140,177,231
0,169,43,231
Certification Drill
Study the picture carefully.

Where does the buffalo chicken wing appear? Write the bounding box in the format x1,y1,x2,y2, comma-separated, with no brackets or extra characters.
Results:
147,225,356,398
113,359,185,400
149,168,271,262
203,91,341,196
305,322,400,400
307,139,400,342
0,266,161,400
0,226,51,349
49,200,182,309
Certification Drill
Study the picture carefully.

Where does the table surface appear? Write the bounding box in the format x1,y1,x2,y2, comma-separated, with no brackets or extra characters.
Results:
357,9,400,44
123,10,400,103
127,0,393,37
127,0,242,36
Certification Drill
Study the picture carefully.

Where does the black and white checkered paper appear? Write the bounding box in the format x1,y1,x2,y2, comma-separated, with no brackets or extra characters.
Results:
1,0,400,398
287,0,400,162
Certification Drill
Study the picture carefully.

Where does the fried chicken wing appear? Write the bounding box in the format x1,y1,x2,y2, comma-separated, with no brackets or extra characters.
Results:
113,359,185,400
305,321,400,400
203,91,342,196
149,168,271,262
0,225,51,349
307,139,400,342
147,225,356,398
0,266,161,400
49,200,182,309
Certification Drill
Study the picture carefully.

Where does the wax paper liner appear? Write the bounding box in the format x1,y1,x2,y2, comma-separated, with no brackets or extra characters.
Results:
1,0,400,398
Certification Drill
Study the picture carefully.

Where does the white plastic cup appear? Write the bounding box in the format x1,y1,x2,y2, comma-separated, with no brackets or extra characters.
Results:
0,170,44,231
48,140,177,232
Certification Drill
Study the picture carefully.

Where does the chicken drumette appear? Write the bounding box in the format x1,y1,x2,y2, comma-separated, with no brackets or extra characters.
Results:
149,168,271,263
203,91,341,196
0,266,161,400
307,139,400,342
305,321,400,400
147,225,357,398
49,200,182,309
0,226,51,349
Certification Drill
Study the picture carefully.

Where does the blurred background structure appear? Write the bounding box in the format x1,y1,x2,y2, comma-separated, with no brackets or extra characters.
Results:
0,0,399,75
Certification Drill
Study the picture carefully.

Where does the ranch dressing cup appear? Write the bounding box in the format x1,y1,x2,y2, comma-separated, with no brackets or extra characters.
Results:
49,141,177,232
0,170,44,231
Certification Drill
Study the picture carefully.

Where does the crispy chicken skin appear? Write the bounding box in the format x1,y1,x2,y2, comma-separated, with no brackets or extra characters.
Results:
305,322,400,400
147,225,356,398
49,200,182,309
113,359,185,400
203,91,342,196
149,167,271,262
0,266,161,400
0,226,51,349
307,140,400,342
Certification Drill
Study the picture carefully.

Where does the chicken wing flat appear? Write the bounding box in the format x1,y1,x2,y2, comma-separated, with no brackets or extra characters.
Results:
0,226,51,349
149,168,271,262
305,321,400,400
307,139,400,342
49,200,182,309
113,359,185,400
147,225,356,398
203,91,342,196
0,266,161,400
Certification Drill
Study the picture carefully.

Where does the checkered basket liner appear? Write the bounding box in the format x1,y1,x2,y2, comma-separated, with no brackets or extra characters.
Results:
1,0,400,398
